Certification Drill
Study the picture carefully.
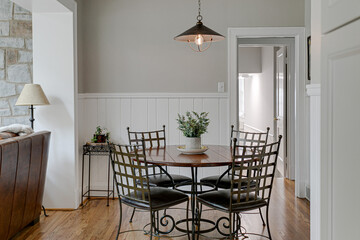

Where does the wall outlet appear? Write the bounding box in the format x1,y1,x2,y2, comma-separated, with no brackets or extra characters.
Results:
218,82,225,93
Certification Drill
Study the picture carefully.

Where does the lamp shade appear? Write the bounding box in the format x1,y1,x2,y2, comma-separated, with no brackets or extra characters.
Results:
174,21,225,43
16,84,50,106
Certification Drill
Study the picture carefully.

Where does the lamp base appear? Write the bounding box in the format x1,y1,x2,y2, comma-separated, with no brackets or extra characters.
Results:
29,105,34,130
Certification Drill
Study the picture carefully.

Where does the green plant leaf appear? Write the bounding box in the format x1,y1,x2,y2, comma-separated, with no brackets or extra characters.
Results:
176,111,210,138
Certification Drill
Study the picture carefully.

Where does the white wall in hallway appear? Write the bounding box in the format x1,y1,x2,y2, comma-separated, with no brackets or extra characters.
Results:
78,93,230,194
243,46,275,137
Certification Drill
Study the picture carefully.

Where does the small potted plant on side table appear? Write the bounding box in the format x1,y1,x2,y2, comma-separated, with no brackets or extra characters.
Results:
177,111,210,150
91,126,110,144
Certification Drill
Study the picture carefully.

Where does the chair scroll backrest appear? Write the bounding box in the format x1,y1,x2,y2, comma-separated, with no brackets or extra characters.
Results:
229,136,282,211
110,142,151,205
127,125,166,149
230,125,270,147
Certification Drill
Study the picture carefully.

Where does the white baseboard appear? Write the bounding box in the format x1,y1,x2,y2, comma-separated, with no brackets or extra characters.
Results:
276,156,285,177
306,185,310,201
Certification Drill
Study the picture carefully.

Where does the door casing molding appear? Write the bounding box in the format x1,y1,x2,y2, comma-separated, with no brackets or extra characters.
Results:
227,27,306,198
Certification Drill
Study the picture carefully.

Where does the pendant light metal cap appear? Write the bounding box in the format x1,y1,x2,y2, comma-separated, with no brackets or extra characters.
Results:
174,21,225,42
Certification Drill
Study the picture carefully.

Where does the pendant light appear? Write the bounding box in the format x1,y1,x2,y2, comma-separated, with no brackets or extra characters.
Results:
174,0,225,52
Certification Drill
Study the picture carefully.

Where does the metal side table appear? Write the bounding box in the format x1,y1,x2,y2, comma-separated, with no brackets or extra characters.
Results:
81,143,114,206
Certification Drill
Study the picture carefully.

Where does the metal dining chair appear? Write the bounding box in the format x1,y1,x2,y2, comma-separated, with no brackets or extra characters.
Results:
196,136,282,240
127,126,191,222
199,126,271,225
200,125,270,190
110,141,190,240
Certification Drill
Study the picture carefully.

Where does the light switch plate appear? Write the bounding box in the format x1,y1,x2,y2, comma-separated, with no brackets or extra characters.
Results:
218,82,225,93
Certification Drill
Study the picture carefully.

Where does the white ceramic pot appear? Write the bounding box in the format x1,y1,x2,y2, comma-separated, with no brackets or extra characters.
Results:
185,137,201,150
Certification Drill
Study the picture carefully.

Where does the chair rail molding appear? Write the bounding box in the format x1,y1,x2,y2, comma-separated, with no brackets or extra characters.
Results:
78,92,229,99
306,83,321,240
306,84,321,96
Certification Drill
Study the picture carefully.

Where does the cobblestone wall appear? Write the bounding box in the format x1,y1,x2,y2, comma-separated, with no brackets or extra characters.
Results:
0,0,32,126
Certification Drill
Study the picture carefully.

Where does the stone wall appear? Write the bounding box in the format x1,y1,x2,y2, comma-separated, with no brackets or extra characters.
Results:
0,0,32,126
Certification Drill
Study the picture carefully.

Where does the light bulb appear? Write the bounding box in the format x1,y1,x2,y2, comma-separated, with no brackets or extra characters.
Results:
195,34,204,46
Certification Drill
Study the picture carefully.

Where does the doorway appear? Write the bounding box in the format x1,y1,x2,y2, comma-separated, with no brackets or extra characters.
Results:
237,43,290,178
228,27,307,198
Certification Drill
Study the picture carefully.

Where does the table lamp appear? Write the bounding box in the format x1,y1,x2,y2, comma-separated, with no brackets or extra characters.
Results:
16,84,50,129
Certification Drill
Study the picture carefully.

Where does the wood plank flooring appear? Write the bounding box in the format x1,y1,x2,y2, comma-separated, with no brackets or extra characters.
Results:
13,178,309,240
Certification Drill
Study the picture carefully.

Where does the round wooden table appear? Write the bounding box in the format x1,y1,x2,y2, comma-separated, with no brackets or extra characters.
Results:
144,145,233,167
143,145,233,239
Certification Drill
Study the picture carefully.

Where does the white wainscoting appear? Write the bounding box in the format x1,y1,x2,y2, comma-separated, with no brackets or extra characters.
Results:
78,93,230,195
307,84,320,240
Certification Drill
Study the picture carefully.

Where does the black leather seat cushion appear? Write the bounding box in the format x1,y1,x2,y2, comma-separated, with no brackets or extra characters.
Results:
122,187,188,211
148,174,191,188
197,189,267,212
200,175,257,189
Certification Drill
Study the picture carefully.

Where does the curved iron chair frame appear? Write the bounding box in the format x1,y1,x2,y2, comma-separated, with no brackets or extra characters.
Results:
127,125,191,223
197,137,282,240
201,125,271,226
127,125,174,185
230,125,270,147
110,141,190,240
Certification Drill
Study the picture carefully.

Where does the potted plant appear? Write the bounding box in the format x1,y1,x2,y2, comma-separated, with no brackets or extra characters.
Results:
91,126,110,143
177,111,210,149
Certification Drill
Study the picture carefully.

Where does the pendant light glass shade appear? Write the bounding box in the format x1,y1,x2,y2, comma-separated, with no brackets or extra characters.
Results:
174,0,225,52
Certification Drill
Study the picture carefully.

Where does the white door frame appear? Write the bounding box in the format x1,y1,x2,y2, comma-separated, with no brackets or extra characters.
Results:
228,27,306,198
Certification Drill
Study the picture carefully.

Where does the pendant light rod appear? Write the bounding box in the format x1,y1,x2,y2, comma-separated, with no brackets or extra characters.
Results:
197,0,203,21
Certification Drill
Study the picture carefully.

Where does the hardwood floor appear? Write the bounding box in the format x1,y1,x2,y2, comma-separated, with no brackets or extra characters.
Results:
13,178,309,240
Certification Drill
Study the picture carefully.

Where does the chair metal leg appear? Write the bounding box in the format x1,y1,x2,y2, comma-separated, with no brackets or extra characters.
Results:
186,200,190,240
266,205,272,240
129,207,136,223
150,211,154,240
156,211,160,237
116,201,122,240
259,207,266,226
229,212,233,240
196,203,202,240
237,213,245,237
233,213,237,237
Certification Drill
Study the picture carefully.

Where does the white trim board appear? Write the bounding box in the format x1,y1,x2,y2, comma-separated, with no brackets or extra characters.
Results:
228,27,307,199
307,84,321,96
307,84,321,240
78,92,229,99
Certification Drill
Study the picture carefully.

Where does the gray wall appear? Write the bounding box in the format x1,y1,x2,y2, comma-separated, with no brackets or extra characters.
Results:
78,0,305,93
238,47,262,73
0,0,32,126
